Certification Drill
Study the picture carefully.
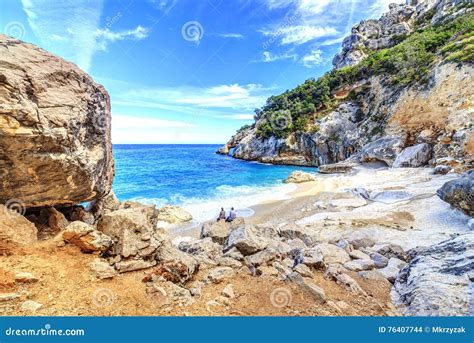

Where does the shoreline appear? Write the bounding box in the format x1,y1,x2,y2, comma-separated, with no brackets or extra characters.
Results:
168,163,470,249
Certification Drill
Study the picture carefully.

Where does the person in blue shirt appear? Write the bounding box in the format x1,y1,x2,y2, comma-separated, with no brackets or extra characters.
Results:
226,207,237,222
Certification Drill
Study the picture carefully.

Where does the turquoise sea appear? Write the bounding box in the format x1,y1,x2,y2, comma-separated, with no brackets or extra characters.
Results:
113,144,315,221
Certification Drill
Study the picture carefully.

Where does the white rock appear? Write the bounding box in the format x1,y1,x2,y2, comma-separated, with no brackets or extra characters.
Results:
157,205,192,224
293,263,314,278
288,272,326,303
312,243,351,264
90,259,117,279
284,171,316,184
62,221,113,253
0,293,20,302
221,284,235,299
349,250,371,260
344,259,375,271
379,258,407,283
15,272,38,283
21,300,42,312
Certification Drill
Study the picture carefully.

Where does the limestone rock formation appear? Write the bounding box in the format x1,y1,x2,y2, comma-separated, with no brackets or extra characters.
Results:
333,0,473,69
359,136,406,166
221,2,473,170
0,204,37,245
0,35,114,208
157,205,192,224
393,143,432,168
97,208,159,258
62,221,113,253
393,233,474,316
224,225,269,256
200,218,245,245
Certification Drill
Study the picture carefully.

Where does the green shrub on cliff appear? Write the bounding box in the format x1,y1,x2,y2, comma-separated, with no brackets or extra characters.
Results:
252,12,473,139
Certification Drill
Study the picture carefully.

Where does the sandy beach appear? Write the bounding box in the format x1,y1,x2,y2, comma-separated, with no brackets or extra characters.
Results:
174,163,469,253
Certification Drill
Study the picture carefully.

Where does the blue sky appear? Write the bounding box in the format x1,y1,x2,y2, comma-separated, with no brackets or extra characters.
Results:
0,0,403,144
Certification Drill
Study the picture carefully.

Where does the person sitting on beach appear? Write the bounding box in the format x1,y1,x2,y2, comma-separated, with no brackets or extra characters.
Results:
226,207,237,222
217,207,226,221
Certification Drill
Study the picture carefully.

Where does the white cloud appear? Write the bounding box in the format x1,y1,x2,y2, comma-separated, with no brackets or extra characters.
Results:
148,0,177,12
108,82,273,118
260,0,338,46
266,0,330,14
21,0,104,71
269,25,338,45
21,0,150,71
225,114,255,120
113,114,194,130
300,48,324,67
370,0,405,17
261,51,297,62
95,26,149,51
111,114,234,144
319,35,345,47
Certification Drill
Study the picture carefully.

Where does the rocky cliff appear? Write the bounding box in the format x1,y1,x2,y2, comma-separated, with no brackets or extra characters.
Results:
219,0,473,171
0,35,114,208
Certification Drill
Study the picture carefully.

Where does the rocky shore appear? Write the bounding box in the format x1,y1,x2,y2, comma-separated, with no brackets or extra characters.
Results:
1,162,472,316
218,0,473,171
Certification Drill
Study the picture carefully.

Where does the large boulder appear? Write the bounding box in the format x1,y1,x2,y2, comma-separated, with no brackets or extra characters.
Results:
311,243,351,265
97,208,159,258
284,171,316,183
91,191,120,216
62,221,113,253
0,204,37,245
178,237,222,260
0,35,114,208
360,136,405,166
378,257,407,283
118,201,159,227
157,205,192,224
319,161,358,174
393,143,432,168
437,171,474,216
223,225,268,256
154,239,199,284
288,272,326,303
200,218,244,244
393,233,474,316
